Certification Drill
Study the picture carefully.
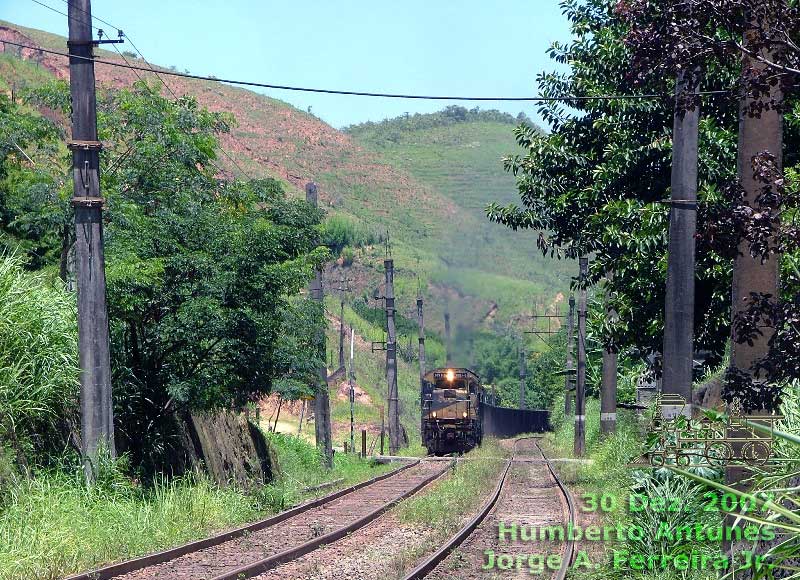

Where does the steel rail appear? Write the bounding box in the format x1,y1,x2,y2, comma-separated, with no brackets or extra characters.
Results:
64,459,420,580
402,436,577,580
211,460,454,580
402,450,514,579
534,438,578,580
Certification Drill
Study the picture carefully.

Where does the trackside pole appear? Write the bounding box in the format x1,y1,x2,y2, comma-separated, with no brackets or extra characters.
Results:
565,295,575,416
68,0,115,480
306,182,333,467
574,257,588,457
662,70,700,419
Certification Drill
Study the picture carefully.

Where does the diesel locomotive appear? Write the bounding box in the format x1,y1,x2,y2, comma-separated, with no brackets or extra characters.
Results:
421,367,483,455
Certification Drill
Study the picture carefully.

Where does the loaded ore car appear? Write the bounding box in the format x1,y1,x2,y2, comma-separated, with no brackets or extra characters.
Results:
421,368,483,455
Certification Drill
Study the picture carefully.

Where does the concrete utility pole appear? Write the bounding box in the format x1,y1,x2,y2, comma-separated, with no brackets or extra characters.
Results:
574,257,588,457
349,327,355,453
730,26,782,400
307,182,333,467
662,70,700,419
339,299,346,371
384,259,401,454
417,295,426,433
68,0,115,479
601,273,618,435
518,338,527,410
725,15,783,504
564,295,575,416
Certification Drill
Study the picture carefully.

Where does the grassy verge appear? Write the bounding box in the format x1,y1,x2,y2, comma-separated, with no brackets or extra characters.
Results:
396,438,508,533
0,431,393,580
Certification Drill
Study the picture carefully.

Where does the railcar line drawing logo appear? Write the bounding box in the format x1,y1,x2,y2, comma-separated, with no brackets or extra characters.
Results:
634,394,790,468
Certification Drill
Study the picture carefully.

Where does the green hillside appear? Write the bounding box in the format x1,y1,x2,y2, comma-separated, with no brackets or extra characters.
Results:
347,110,574,328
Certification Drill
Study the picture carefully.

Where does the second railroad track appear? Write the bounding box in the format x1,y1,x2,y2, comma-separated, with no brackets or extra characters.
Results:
404,436,576,580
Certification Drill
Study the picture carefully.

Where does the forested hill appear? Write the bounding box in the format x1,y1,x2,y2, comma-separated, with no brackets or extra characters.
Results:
0,20,570,338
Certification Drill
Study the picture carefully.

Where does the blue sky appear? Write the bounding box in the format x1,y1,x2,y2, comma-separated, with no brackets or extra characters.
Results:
3,0,571,128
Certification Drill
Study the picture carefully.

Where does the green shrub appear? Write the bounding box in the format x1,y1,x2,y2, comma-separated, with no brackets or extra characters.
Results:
320,214,376,253
341,246,355,266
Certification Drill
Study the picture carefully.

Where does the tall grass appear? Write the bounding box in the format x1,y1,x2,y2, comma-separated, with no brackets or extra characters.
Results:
319,214,378,254
0,464,259,580
0,254,79,467
0,431,392,579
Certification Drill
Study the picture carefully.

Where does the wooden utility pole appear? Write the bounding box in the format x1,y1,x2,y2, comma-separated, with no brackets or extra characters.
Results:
662,70,700,419
298,400,305,435
307,182,333,467
564,295,575,416
385,259,401,454
68,0,115,479
574,257,588,457
518,338,527,410
417,294,426,433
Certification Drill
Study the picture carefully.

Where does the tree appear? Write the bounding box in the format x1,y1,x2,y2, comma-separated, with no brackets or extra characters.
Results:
0,92,71,274
620,0,800,410
0,81,328,474
487,0,740,373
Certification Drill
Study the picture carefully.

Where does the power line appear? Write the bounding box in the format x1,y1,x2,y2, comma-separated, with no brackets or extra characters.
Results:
2,38,732,103
27,0,252,179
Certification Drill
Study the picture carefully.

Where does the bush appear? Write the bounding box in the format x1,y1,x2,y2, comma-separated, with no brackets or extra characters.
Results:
320,215,376,253
341,246,355,266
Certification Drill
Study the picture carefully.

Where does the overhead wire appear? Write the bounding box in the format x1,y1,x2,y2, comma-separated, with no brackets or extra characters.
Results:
57,0,252,178
27,0,252,179
4,37,732,103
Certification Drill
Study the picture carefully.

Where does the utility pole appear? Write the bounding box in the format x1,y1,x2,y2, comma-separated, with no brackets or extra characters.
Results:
349,327,355,453
444,307,453,367
600,275,617,435
662,70,700,419
68,0,115,479
385,258,400,454
574,257,588,457
307,182,333,468
725,13,783,510
729,21,782,403
339,299,346,371
417,294,426,433
564,295,575,416
336,273,351,372
518,337,527,410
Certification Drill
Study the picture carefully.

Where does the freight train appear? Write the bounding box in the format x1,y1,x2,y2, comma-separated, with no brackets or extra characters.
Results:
421,367,483,455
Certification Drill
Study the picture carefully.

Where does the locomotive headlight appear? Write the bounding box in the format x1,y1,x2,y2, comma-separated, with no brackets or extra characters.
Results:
446,369,455,382
432,411,437,418
462,411,468,418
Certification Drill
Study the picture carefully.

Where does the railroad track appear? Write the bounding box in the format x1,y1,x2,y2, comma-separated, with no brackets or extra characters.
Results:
404,437,576,580
64,459,450,580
